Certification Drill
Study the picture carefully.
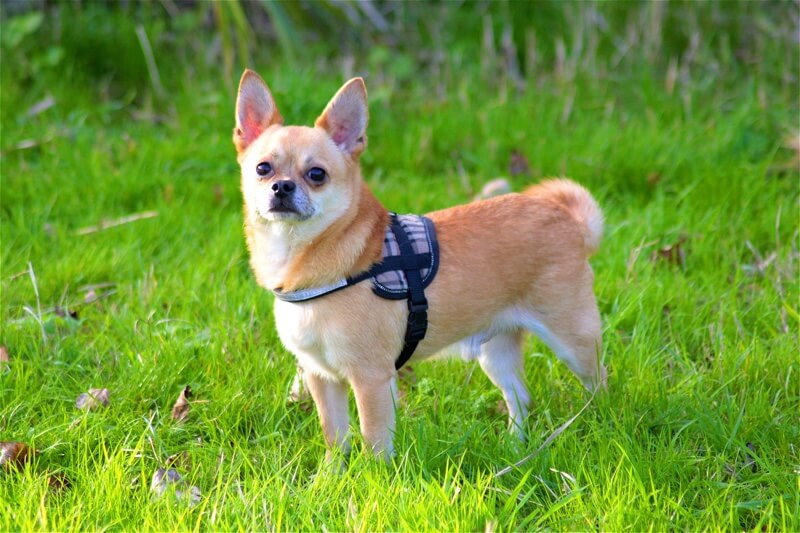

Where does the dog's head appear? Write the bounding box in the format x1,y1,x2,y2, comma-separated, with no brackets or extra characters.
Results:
234,70,368,233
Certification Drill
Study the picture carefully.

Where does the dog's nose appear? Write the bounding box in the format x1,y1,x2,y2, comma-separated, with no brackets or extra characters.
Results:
272,180,296,198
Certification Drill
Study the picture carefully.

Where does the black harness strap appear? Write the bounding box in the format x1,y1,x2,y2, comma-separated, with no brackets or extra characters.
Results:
388,215,428,370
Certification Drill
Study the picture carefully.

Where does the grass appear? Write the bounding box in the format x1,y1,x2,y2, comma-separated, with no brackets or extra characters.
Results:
1,2,798,530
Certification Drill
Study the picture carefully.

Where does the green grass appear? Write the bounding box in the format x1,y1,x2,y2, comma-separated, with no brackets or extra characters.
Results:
1,3,798,530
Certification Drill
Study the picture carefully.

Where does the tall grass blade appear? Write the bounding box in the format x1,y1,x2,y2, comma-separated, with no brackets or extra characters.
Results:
259,0,299,64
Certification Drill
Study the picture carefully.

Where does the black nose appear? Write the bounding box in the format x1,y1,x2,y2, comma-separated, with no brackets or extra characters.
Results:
272,180,296,198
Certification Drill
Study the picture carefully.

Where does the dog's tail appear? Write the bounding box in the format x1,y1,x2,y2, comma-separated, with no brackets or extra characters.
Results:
524,179,604,255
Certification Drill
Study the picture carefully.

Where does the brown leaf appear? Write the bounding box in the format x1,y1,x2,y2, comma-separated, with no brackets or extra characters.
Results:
650,236,687,268
508,149,530,177
54,306,79,320
0,346,9,362
647,172,662,186
75,388,110,410
166,451,192,471
47,472,71,492
171,386,192,422
0,442,33,470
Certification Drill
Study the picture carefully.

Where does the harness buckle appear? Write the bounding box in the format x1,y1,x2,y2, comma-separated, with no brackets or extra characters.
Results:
406,298,428,341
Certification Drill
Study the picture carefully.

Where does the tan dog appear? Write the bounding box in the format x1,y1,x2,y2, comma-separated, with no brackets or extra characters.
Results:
234,69,607,460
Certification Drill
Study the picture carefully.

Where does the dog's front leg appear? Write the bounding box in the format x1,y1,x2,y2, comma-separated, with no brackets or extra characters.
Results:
350,373,397,461
304,372,351,461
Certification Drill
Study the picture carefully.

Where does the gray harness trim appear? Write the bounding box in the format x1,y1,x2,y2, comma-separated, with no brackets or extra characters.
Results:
272,278,348,302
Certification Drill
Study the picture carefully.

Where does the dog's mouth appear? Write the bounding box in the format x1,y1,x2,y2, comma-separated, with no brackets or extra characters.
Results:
269,197,301,214
257,198,311,221
269,205,298,214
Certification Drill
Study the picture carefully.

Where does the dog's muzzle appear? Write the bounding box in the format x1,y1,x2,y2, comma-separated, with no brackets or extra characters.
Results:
269,179,300,214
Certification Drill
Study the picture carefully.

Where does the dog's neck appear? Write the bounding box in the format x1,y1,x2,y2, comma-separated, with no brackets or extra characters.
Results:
246,181,388,293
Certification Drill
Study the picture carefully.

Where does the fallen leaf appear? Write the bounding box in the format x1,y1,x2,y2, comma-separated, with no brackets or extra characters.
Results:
0,442,33,470
130,474,143,489
151,467,181,497
647,172,662,186
47,472,71,492
508,149,530,177
75,388,110,410
171,386,192,422
53,306,79,320
650,236,687,268
150,468,183,496
0,346,9,362
150,467,201,507
166,451,192,471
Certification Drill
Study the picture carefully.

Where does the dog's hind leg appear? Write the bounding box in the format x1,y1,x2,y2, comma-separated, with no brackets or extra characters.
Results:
521,270,606,391
478,329,530,439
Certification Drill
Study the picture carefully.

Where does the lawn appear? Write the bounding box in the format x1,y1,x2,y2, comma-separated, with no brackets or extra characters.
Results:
1,2,798,530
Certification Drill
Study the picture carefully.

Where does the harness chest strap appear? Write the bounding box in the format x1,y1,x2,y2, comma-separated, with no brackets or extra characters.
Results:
271,213,437,370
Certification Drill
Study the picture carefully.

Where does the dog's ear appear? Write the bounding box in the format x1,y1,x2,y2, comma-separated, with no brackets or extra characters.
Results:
315,78,368,158
234,69,283,153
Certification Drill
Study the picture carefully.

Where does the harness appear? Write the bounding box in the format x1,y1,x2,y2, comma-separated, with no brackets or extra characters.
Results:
272,213,439,370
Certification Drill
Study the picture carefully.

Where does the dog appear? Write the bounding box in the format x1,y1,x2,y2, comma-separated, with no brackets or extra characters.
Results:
233,69,606,461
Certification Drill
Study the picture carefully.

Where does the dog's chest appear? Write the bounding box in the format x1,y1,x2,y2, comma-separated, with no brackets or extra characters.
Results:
273,299,339,378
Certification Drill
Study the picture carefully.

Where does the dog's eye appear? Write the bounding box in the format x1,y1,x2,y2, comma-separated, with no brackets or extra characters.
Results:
256,162,273,177
305,167,327,184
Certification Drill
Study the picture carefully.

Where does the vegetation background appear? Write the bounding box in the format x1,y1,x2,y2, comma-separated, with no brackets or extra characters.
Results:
1,0,798,530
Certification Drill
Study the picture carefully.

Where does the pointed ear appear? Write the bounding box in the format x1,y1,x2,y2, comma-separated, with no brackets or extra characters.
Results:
315,78,368,158
234,69,283,153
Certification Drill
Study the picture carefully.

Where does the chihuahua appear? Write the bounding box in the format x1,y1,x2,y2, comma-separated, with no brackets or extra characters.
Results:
233,69,606,460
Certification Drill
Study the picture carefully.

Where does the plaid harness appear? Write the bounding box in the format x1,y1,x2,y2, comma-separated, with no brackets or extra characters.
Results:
272,213,439,370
